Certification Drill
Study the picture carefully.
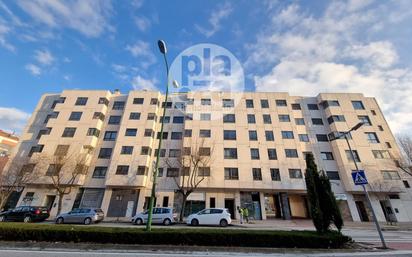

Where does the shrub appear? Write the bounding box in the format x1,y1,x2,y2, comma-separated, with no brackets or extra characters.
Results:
0,223,351,248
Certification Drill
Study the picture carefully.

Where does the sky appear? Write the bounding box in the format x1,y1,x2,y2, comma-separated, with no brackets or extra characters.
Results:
0,0,412,135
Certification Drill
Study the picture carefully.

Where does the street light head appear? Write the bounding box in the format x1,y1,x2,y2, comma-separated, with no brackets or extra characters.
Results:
351,122,364,131
158,40,167,54
172,80,180,88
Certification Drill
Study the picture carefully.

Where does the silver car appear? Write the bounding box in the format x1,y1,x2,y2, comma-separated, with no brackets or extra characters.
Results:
55,208,104,225
131,207,176,226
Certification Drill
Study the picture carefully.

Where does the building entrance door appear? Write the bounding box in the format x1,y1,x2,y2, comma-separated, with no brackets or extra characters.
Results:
44,195,56,211
224,199,235,219
355,201,369,222
107,189,139,217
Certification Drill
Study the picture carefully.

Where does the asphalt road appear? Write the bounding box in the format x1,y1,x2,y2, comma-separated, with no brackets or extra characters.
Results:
1,249,412,257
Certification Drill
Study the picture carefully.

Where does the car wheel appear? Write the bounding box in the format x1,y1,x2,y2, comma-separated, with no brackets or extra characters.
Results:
135,218,143,225
0,216,5,222
84,217,92,225
23,216,32,223
163,218,171,226
191,219,199,226
56,217,64,224
219,219,228,227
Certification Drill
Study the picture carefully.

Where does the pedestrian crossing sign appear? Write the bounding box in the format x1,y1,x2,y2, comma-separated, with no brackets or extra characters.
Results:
352,170,368,185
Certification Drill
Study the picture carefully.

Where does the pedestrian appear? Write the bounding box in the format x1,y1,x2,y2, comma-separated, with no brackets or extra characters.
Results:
243,207,249,223
237,206,243,224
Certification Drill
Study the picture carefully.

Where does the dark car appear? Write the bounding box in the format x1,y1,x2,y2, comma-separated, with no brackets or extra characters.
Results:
0,206,50,223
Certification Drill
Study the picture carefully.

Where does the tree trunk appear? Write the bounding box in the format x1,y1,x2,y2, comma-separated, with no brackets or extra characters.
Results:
179,194,188,222
57,193,64,215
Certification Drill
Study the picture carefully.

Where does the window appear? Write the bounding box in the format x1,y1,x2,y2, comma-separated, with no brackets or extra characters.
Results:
320,152,334,160
69,112,82,121
51,97,65,109
316,134,329,142
246,99,254,108
37,128,52,139
120,146,133,155
147,113,156,121
167,168,179,177
160,116,170,123
326,171,340,180
182,147,191,155
352,101,365,110
108,115,121,124
46,164,62,176
299,134,309,142
252,168,262,180
295,118,305,125
161,102,173,108
372,150,390,159
136,166,148,175
346,150,360,162
260,99,269,108
98,148,112,159
171,132,183,140
285,149,298,158
44,112,59,123
321,100,340,108
386,142,392,148
169,149,181,158
276,99,287,106
157,168,164,177
403,180,410,188
144,129,154,137
265,131,274,141
327,115,346,124
157,132,168,139
291,103,301,110
282,131,294,139
247,114,256,124
382,170,401,180
224,148,238,159
267,148,277,160
184,129,192,137
358,115,372,126
104,131,117,141
289,169,303,178
128,112,141,120
185,113,193,121
200,113,211,121
186,98,193,105
307,104,319,110
223,114,236,123
249,130,258,141
224,168,239,180
263,114,272,124
271,169,281,181
250,148,260,160
87,128,100,137
62,127,76,137
278,114,290,122
141,146,152,155
224,130,237,140
173,116,184,123
98,97,109,106
116,165,129,175
154,149,166,157
312,118,324,125
199,129,211,138
378,125,384,131
222,99,234,107
54,145,69,156
75,97,88,106
92,166,107,178
201,98,211,105
93,112,105,121
328,131,352,141
365,132,380,143
199,167,210,177
125,128,137,136
28,145,44,157
133,98,144,104
199,147,211,156
150,98,158,105
112,101,125,110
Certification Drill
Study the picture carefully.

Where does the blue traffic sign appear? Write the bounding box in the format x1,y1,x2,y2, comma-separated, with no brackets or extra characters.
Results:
352,170,368,185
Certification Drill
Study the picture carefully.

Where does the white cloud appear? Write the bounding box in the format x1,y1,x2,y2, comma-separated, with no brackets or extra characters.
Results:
134,16,150,32
34,49,54,66
25,64,41,76
131,75,158,91
0,20,15,51
345,41,398,68
17,0,113,38
125,40,156,68
0,107,31,134
195,2,233,38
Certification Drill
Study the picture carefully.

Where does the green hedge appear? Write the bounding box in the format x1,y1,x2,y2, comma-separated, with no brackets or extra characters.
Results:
0,223,351,248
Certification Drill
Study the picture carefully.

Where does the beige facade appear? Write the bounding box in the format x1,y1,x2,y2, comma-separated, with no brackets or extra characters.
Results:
6,90,412,222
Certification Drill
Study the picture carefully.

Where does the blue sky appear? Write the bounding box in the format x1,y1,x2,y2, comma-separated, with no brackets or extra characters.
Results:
0,0,412,135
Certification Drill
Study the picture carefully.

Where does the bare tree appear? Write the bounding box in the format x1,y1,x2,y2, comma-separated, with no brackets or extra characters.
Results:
368,180,401,224
396,134,412,176
38,147,92,215
165,140,213,222
0,158,37,210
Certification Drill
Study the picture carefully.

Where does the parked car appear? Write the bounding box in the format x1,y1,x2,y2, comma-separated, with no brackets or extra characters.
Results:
186,208,232,227
132,207,176,226
55,208,104,225
0,206,49,223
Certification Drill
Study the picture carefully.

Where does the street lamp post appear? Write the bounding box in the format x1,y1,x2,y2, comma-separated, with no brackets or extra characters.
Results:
145,40,170,231
331,122,387,249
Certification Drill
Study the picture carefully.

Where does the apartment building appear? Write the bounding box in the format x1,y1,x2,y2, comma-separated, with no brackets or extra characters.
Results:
7,90,412,222
0,129,19,174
